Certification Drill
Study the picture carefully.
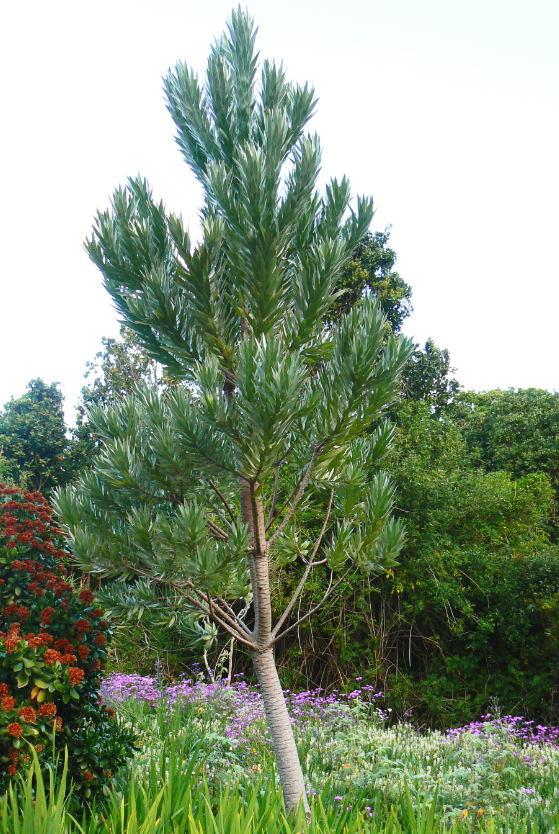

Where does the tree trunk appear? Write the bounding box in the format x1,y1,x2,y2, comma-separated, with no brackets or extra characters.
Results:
252,646,309,816
239,481,310,816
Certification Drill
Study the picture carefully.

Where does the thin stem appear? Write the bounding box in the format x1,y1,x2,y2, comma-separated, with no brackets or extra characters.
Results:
207,479,237,524
268,444,323,548
188,584,255,645
226,637,235,685
206,518,229,541
203,648,214,682
272,567,352,645
272,488,334,638
214,595,254,637
265,461,281,530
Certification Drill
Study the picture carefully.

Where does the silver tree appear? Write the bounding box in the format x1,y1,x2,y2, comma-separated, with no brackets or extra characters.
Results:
54,9,413,814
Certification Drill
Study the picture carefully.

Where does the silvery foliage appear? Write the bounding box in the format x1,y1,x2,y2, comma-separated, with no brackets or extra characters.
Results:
54,10,413,636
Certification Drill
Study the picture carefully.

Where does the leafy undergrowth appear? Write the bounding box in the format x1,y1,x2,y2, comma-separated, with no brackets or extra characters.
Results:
2,740,559,834
98,673,559,832
1,672,558,832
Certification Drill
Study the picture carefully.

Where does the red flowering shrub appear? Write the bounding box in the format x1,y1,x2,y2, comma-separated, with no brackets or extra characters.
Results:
0,485,136,800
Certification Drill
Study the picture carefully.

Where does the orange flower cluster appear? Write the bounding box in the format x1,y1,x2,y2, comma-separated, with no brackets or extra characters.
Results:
7,723,23,738
25,632,54,649
3,624,22,654
60,653,77,665
8,559,72,598
75,619,92,634
43,649,62,666
69,668,85,686
17,707,36,724
0,485,124,794
54,638,73,654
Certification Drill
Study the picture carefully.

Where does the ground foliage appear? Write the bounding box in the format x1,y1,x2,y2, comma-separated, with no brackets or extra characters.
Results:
99,673,559,831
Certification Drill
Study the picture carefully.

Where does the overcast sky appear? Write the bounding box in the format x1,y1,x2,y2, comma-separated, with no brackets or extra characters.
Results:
1,0,558,422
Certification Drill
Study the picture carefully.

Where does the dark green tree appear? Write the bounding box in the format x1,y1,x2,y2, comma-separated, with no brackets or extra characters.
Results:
402,338,460,411
273,402,558,727
454,388,559,537
327,229,412,331
0,380,71,494
54,9,413,813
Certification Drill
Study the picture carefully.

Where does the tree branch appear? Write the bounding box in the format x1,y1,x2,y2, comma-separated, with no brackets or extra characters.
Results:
187,583,256,646
265,460,281,530
206,518,229,541
118,560,257,648
271,567,352,646
268,444,323,548
207,479,237,524
272,488,334,638
214,594,254,637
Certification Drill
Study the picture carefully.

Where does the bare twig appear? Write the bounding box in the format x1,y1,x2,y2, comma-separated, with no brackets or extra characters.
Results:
265,461,281,530
272,488,334,638
226,637,235,685
272,567,352,645
206,518,229,541
268,444,323,548
214,595,254,637
188,584,255,646
207,479,237,524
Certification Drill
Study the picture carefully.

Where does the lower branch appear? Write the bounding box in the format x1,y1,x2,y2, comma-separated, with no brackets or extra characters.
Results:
272,567,353,645
271,488,334,638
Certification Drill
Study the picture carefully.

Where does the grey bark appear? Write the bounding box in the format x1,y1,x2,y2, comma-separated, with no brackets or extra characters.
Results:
240,481,310,816
252,646,309,815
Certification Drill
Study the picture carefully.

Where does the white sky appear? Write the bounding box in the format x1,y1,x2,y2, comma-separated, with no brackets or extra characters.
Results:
1,0,558,422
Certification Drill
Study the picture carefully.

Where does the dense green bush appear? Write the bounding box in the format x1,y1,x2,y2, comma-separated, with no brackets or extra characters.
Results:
0,485,135,799
272,404,559,727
